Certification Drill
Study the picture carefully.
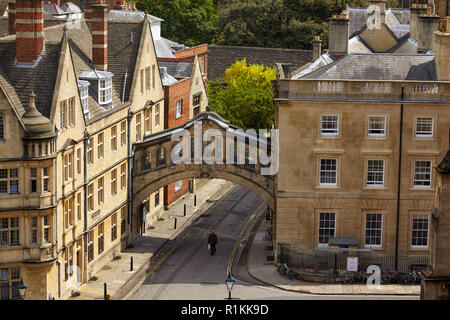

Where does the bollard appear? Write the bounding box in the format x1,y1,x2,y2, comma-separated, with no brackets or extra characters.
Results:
130,256,133,271
104,282,107,300
174,218,177,229
184,204,186,217
194,195,197,207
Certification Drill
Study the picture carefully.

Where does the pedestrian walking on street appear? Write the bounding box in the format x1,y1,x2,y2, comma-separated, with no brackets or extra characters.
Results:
208,230,218,256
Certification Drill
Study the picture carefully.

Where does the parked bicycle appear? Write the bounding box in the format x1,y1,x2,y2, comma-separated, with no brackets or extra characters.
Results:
405,269,422,285
277,262,295,280
325,270,353,284
382,270,409,285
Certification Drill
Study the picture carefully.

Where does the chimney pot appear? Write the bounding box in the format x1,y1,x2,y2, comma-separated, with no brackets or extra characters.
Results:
312,36,322,61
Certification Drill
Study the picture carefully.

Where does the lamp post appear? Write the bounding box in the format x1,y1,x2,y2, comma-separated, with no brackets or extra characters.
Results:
225,273,235,300
17,279,27,300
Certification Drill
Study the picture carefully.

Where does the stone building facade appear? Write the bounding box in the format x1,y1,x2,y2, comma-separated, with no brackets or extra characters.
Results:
273,0,450,267
0,1,166,299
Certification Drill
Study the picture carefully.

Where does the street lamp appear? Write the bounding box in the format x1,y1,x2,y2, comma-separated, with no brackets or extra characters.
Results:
17,279,27,300
225,273,235,300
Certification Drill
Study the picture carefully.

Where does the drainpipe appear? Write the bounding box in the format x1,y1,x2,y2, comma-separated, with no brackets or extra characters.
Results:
127,109,133,242
122,72,127,104
395,87,405,271
54,128,62,299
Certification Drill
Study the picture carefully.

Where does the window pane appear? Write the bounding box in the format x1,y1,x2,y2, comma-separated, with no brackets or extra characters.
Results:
416,118,433,136
320,159,337,185
367,160,384,186
414,161,431,187
321,116,338,135
368,116,386,136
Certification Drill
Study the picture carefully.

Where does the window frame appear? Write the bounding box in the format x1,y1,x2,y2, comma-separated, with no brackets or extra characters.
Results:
318,212,336,247
413,160,432,189
176,100,183,119
415,117,434,138
367,115,387,137
320,115,339,136
366,159,385,187
364,213,383,248
411,214,430,249
319,158,338,186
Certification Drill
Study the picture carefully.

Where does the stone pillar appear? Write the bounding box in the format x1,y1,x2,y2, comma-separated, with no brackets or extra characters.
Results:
312,36,322,61
15,0,44,65
91,3,108,71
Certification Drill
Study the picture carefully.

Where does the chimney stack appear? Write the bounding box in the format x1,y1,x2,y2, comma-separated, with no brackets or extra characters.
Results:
15,0,45,65
114,0,125,10
8,0,15,35
410,3,428,40
91,2,108,71
312,36,322,61
417,14,441,53
368,0,386,24
432,17,450,81
328,12,349,56
84,0,97,22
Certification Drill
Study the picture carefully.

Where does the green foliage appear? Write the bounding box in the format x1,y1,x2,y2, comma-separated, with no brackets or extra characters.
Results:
208,59,276,130
136,0,220,47
218,0,398,49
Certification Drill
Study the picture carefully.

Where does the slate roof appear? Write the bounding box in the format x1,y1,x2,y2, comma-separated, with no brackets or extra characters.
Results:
0,17,146,126
0,16,66,37
208,44,312,81
348,7,410,39
158,60,193,79
300,53,438,81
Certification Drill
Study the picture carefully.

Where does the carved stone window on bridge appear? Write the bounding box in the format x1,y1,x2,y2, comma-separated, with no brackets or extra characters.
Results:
141,152,151,172
156,147,166,167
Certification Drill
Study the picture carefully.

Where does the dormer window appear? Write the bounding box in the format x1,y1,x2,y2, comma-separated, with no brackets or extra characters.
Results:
79,70,114,110
77,80,90,119
99,77,112,104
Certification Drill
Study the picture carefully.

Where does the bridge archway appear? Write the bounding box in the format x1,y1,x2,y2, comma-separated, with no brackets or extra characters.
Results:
131,112,276,225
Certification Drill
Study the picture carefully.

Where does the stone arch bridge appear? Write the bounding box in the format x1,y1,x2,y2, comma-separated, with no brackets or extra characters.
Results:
131,112,277,224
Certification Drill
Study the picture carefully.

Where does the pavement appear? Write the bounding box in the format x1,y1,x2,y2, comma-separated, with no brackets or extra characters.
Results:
69,179,420,299
245,216,420,296
69,179,235,300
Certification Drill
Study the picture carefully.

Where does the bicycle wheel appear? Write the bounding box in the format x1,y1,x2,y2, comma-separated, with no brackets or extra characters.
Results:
342,272,354,284
287,271,295,280
398,273,409,285
381,273,391,284
277,264,286,275
405,273,416,285
353,272,365,284
325,273,336,284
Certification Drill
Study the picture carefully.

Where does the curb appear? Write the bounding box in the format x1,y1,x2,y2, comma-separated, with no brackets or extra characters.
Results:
244,227,420,297
113,182,237,300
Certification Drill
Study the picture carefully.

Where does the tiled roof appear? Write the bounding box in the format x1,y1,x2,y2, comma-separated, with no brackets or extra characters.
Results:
208,44,312,81
301,53,437,81
158,60,193,79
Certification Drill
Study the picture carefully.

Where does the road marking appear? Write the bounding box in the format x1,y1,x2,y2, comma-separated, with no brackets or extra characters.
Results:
122,184,238,300
122,231,191,300
226,202,266,276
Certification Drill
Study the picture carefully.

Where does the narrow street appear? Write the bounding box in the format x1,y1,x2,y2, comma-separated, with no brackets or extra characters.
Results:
127,185,418,300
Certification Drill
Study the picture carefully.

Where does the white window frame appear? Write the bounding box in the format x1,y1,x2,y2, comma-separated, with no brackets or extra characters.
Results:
366,159,385,187
364,213,383,248
176,100,183,119
98,77,112,105
415,117,434,138
174,180,182,192
320,115,339,136
368,116,386,137
411,215,429,249
319,158,337,186
413,160,432,188
318,212,336,247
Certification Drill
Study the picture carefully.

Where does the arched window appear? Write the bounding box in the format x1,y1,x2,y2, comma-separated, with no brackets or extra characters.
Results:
156,147,166,167
0,112,4,140
141,152,151,171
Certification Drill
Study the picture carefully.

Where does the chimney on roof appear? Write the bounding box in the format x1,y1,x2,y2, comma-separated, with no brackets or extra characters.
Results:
417,14,440,53
114,0,124,10
312,36,322,61
92,2,108,71
432,17,450,81
410,3,429,40
84,0,97,22
328,12,349,55
15,0,45,65
368,0,386,24
8,0,15,35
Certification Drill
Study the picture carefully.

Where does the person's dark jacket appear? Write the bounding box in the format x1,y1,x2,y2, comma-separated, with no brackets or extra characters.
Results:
208,233,218,245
